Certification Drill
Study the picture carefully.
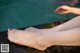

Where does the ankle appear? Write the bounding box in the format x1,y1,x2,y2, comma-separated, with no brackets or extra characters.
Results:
36,35,52,49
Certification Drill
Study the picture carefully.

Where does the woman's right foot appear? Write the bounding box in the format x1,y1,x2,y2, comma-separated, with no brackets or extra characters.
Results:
8,29,50,50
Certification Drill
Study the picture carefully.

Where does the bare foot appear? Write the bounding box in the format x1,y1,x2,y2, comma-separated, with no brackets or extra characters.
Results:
8,29,49,50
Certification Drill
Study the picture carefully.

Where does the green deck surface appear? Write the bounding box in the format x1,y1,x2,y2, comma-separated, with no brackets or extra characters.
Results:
0,0,78,32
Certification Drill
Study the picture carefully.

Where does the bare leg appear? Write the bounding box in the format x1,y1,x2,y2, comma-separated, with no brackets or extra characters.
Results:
25,16,80,32
52,16,80,31
38,27,80,49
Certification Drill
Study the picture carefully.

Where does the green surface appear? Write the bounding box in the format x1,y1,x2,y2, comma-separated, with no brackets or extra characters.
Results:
0,0,78,32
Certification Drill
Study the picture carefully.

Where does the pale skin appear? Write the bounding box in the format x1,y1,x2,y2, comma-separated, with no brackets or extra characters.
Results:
8,5,80,50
